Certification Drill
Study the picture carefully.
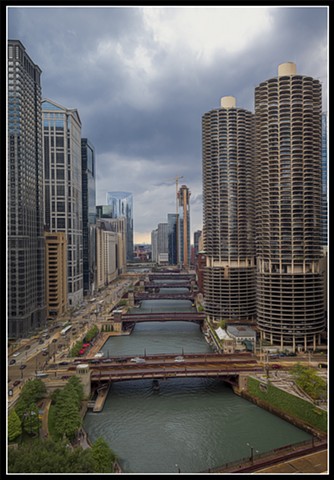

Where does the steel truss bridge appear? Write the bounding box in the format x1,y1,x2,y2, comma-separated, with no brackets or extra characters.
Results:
70,352,262,384
121,312,205,324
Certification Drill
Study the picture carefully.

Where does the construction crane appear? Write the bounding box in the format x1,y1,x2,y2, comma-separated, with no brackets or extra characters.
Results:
165,175,184,213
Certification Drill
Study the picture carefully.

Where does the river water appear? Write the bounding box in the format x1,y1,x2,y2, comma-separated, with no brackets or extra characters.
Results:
83,291,312,473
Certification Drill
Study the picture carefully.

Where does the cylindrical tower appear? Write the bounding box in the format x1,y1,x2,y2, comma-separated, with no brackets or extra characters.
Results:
202,96,256,322
255,62,325,350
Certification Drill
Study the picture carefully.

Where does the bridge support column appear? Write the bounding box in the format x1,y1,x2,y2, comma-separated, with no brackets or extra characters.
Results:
237,374,248,394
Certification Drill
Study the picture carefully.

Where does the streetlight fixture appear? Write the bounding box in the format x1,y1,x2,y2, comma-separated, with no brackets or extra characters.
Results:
246,443,259,464
175,464,181,473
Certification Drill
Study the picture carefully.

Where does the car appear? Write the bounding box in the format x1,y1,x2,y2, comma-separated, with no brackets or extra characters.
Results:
42,351,48,356
102,358,112,363
130,357,146,363
61,375,69,380
174,356,184,362
19,364,27,370
39,339,44,344
271,364,281,369
52,338,58,343
13,380,21,387
9,359,16,365
12,352,21,357
58,361,69,366
89,359,100,364
25,345,31,350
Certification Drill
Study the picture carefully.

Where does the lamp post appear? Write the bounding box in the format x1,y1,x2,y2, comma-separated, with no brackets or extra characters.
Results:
246,443,254,463
246,443,258,464
175,464,181,473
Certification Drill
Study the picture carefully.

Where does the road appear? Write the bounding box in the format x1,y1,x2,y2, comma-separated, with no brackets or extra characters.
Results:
7,276,139,397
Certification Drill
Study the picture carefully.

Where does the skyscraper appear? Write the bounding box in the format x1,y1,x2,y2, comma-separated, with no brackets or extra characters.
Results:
255,62,325,350
81,138,96,295
106,191,133,262
8,40,47,338
178,184,191,268
202,96,256,323
168,213,178,265
42,99,83,307
321,113,328,247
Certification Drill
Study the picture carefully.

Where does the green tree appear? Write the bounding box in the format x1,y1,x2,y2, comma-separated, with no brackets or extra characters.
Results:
67,376,84,403
91,437,116,473
8,409,22,442
8,438,95,473
22,402,40,436
15,379,46,420
53,387,81,441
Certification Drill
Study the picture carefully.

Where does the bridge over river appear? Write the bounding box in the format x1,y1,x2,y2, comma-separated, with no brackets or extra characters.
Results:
121,311,205,324
70,352,262,384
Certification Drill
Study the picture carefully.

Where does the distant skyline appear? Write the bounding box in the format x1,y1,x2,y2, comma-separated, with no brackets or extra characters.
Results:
6,4,328,243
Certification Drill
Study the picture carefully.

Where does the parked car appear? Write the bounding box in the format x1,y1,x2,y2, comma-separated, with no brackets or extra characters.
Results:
59,361,69,366
271,364,281,369
19,364,27,370
174,356,184,362
25,345,31,350
13,380,21,387
9,359,16,365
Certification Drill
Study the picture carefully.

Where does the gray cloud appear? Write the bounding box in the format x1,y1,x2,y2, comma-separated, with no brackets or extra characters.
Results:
7,5,328,242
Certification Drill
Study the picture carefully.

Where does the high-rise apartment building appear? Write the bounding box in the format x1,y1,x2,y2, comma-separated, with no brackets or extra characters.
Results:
106,191,133,262
321,113,328,247
178,184,191,268
42,99,83,307
202,96,256,323
255,62,325,350
8,40,47,338
81,138,96,295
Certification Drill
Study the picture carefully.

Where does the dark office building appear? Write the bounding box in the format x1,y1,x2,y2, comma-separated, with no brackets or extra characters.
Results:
81,138,96,295
8,40,47,338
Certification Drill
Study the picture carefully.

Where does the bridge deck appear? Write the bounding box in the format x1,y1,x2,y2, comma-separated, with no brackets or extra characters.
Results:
84,353,261,382
121,312,205,323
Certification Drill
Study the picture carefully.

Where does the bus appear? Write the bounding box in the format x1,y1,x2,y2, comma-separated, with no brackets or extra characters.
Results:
61,325,72,336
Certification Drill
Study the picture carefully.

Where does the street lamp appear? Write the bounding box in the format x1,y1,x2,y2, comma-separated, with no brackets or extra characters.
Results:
175,464,181,473
246,443,258,464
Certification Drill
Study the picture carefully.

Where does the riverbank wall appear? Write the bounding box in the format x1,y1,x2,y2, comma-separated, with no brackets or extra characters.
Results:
234,376,327,438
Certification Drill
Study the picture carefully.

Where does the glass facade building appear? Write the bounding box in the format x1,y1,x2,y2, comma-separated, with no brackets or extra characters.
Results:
7,40,47,338
81,138,96,295
202,96,256,322
178,185,191,268
168,213,178,265
255,63,325,350
106,191,133,262
42,99,83,307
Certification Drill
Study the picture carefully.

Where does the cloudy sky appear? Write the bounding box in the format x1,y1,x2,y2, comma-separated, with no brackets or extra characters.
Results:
7,5,328,243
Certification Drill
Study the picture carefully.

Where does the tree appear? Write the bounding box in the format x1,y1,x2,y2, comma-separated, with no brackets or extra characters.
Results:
91,437,116,473
15,379,46,420
22,402,40,436
8,438,95,473
68,376,84,403
8,409,22,442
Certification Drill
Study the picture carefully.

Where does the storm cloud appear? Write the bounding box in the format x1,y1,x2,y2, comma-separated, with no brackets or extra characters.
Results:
7,5,328,242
